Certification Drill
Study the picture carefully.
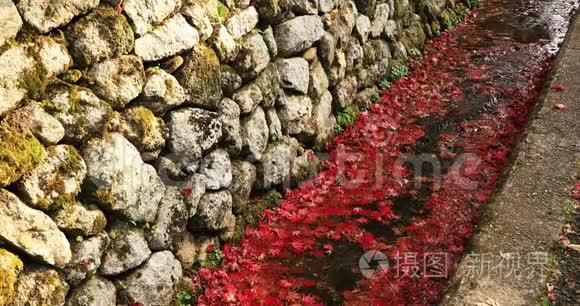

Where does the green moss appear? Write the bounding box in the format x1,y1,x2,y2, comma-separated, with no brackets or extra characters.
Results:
231,190,283,244
0,126,45,187
0,249,23,306
387,60,408,82
334,104,361,134
61,69,83,83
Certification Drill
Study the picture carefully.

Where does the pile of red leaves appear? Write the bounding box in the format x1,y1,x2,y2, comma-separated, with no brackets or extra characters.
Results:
191,4,553,305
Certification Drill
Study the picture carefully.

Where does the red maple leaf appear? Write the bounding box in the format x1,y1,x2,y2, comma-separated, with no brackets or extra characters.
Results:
551,82,566,91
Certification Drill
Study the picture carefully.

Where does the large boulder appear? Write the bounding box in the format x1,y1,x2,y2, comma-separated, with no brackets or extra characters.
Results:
10,265,69,306
0,249,23,306
0,126,45,188
0,189,71,267
51,203,107,237
135,14,199,62
189,190,233,231
278,95,313,135
86,55,146,109
218,98,242,156
277,57,310,94
118,251,182,306
146,187,188,251
65,7,134,67
43,82,112,143
274,16,325,57
234,33,271,80
122,0,182,36
199,149,232,190
99,221,151,276
66,276,116,306
64,232,110,285
228,160,256,209
253,63,281,108
165,108,222,174
176,45,222,109
240,107,269,161
119,106,167,161
17,145,86,211
16,0,99,33
138,68,187,115
0,0,22,47
226,6,259,39
82,133,165,223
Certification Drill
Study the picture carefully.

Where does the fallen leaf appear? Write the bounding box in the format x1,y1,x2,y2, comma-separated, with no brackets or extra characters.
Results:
567,244,580,253
551,82,566,91
554,103,568,110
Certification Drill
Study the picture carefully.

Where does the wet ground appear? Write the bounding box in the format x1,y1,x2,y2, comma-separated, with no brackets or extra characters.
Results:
195,0,579,304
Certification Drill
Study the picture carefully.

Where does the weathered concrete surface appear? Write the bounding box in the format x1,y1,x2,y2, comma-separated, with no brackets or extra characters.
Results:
442,12,580,306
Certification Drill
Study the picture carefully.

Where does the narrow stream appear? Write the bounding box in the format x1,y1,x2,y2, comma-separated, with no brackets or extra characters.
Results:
196,0,579,304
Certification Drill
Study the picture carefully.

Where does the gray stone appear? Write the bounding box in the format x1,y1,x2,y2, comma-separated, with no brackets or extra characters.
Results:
119,106,167,161
229,160,256,209
220,65,243,97
318,31,336,67
225,6,259,39
165,108,222,172
324,0,357,45
118,251,182,306
0,189,71,267
319,0,335,13
327,49,346,86
17,145,86,211
138,68,187,115
275,15,324,57
278,95,313,135
232,83,263,114
181,1,213,40
189,190,233,231
212,25,238,61
311,90,335,146
66,276,116,306
16,0,98,33
3,103,65,146
65,7,134,67
333,75,358,108
199,149,233,190
99,221,151,276
182,174,207,217
345,38,364,72
122,0,182,36
64,232,110,285
255,142,296,190
51,204,107,237
261,26,278,57
83,133,165,223
265,107,283,142
289,0,318,14
86,55,146,109
308,60,329,99
277,57,310,94
370,3,390,37
176,45,222,109
255,0,288,23
234,33,271,80
0,0,22,46
11,266,69,306
135,14,199,62
146,187,188,251
355,14,371,42
291,150,320,182
240,107,269,161
44,83,112,143
218,98,242,155
253,63,281,108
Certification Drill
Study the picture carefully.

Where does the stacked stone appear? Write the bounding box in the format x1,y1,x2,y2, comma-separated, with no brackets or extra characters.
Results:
0,0,469,304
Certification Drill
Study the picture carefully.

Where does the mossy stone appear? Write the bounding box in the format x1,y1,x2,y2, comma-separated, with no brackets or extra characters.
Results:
176,44,222,109
0,248,23,306
0,125,45,187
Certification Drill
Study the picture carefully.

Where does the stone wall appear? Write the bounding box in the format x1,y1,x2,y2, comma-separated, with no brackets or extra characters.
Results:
0,0,470,304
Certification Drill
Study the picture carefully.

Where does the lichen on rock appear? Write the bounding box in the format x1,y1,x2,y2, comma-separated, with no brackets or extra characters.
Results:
0,248,23,306
0,125,45,188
